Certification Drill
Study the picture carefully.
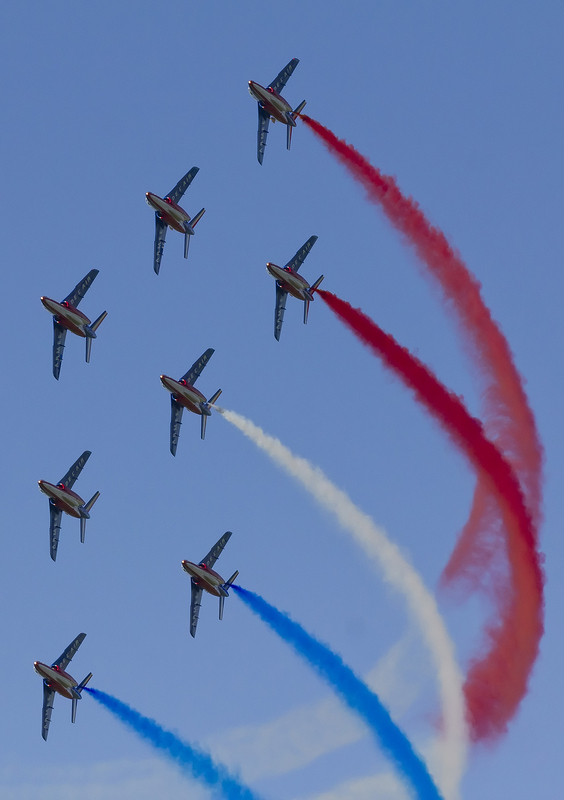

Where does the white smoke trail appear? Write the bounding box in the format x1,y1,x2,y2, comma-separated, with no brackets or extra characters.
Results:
217,407,467,800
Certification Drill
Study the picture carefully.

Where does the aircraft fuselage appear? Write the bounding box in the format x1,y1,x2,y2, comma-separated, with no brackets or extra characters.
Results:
267,263,314,300
146,193,189,234
161,375,207,415
182,560,227,597
248,81,294,125
40,298,91,338
38,480,85,518
33,662,79,700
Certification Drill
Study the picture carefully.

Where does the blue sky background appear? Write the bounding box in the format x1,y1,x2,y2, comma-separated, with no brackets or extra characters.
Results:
1,1,562,798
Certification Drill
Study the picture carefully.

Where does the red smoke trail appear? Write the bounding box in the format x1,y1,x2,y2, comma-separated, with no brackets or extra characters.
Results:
300,113,543,541
317,289,544,742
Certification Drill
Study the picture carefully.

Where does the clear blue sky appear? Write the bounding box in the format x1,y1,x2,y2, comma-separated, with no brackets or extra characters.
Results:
0,1,562,798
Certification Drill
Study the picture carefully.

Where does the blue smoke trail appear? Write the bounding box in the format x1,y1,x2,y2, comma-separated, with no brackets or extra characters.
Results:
232,585,443,800
84,687,263,800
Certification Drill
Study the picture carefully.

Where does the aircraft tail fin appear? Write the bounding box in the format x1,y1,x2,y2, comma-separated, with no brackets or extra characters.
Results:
84,491,100,514
85,311,107,362
287,100,306,149
91,311,107,333
76,672,93,694
207,388,222,407
79,492,100,543
293,99,307,118
200,389,222,440
310,274,324,293
224,570,239,589
219,571,239,620
190,208,206,228
71,672,93,722
184,209,205,259
304,276,324,325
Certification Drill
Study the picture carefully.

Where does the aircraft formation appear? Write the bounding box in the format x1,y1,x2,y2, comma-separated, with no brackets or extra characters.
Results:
35,58,313,740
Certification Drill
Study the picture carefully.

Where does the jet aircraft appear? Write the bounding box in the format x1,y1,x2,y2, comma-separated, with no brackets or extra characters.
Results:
41,269,107,380
182,531,239,638
34,632,92,741
267,235,324,340
248,58,306,165
38,451,100,561
160,348,222,455
146,167,205,274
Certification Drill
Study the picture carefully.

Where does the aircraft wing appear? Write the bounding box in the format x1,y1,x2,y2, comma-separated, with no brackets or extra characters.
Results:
52,632,86,671
170,397,184,456
42,683,55,741
154,215,168,275
59,451,92,489
190,581,203,638
167,167,200,204
53,320,67,380
268,58,299,94
285,235,318,273
180,348,215,386
274,283,288,341
63,269,99,308
257,106,270,165
49,501,62,562
200,531,232,570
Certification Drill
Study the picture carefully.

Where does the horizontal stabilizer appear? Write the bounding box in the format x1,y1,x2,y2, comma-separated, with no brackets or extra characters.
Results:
200,413,207,440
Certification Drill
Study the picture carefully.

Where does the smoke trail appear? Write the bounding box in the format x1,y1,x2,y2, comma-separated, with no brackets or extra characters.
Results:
317,289,544,741
216,406,466,799
300,116,544,696
300,114,543,530
84,687,263,800
232,584,443,800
